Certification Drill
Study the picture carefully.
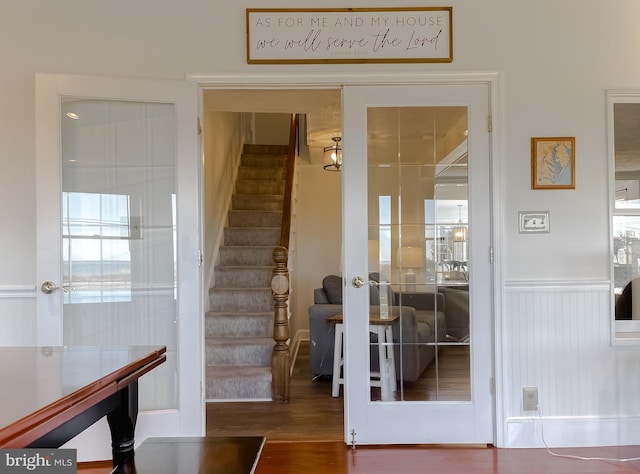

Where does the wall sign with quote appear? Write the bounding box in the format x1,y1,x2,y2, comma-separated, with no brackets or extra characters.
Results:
246,7,452,64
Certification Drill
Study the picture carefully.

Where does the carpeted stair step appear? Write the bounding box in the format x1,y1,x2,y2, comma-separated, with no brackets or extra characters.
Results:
228,210,282,228
235,180,285,195
205,311,273,338
209,287,273,312
224,227,279,246
214,266,273,288
206,366,272,400
218,246,275,266
206,143,290,402
232,194,283,211
206,337,274,366
238,166,286,181
243,144,288,155
241,154,287,168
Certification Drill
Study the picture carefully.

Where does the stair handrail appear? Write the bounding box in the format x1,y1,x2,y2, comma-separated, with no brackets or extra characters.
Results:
271,113,298,402
279,114,298,250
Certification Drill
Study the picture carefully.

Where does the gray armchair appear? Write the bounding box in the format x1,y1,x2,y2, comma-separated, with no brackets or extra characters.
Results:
438,285,469,341
308,275,446,383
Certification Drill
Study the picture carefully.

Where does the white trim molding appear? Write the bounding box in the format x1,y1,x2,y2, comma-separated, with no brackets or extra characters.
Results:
507,415,640,448
0,285,37,299
188,71,502,88
505,279,610,292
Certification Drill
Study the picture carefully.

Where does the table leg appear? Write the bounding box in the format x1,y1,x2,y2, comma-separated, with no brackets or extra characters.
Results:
106,382,139,468
384,325,397,395
112,454,137,474
377,325,397,401
332,323,344,397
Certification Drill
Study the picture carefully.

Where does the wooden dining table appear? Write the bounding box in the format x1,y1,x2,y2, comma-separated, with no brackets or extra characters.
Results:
0,345,166,468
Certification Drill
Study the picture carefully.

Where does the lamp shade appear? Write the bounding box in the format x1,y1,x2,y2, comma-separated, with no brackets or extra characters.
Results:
396,246,424,269
368,240,380,272
453,224,468,242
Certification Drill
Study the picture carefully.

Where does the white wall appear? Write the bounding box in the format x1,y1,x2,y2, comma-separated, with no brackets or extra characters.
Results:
3,0,640,449
203,110,245,291
254,113,290,145
292,164,342,339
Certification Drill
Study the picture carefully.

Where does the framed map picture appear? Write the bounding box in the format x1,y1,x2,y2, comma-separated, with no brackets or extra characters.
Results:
531,137,575,189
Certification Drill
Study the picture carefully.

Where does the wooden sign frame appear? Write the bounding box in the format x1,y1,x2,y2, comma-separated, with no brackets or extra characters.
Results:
246,7,453,64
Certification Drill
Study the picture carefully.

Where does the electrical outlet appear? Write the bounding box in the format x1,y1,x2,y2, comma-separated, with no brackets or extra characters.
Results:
523,387,538,411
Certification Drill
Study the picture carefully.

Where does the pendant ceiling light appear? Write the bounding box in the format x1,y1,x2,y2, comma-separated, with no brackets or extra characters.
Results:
323,137,342,171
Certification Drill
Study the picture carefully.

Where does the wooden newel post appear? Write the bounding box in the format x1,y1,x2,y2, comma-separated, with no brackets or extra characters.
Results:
271,246,291,402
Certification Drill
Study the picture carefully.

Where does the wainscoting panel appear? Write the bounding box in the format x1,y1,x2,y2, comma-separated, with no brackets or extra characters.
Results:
0,286,37,345
503,281,640,448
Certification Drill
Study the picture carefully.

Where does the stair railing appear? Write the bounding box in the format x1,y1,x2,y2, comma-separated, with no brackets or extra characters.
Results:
271,113,298,402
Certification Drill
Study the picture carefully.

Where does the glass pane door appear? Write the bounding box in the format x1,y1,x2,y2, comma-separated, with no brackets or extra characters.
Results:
60,99,177,410
36,74,203,462
367,106,470,402
343,84,493,445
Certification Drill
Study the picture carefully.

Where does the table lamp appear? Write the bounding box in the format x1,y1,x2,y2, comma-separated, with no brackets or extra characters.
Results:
396,246,424,292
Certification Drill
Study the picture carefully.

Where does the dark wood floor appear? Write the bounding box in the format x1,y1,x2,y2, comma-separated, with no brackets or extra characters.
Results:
206,342,470,439
256,442,640,473
206,341,343,441
80,341,640,473
80,442,640,474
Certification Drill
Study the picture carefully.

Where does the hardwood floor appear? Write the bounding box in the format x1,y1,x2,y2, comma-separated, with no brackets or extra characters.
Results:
79,442,640,474
206,341,343,441
256,442,640,473
401,345,471,401
80,341,640,473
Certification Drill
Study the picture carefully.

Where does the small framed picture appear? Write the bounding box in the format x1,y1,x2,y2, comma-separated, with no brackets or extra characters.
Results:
518,211,550,234
531,137,575,189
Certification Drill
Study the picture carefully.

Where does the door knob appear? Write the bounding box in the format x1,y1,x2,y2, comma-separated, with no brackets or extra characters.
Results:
40,281,71,294
352,276,380,288
41,281,59,294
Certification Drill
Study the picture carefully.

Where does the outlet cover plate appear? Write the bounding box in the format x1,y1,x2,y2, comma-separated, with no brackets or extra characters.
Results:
523,387,538,411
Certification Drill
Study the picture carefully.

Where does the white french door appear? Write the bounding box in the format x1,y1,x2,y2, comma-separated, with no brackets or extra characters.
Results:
35,74,203,460
342,84,493,444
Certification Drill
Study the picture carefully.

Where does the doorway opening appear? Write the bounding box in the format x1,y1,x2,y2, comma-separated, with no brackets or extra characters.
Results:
199,79,495,445
202,87,345,440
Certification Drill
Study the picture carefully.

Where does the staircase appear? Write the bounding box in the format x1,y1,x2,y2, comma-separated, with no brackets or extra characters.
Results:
205,144,288,400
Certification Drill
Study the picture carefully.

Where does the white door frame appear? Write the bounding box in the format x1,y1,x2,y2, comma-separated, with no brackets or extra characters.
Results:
189,71,506,447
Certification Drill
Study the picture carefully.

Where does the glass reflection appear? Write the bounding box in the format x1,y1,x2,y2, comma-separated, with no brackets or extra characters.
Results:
61,98,177,410
367,106,470,402
612,102,640,322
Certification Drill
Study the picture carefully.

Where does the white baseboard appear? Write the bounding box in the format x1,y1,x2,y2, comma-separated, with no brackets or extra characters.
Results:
290,329,309,376
205,398,272,403
506,415,640,448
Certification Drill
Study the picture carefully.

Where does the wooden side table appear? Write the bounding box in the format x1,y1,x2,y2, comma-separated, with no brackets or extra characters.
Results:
0,346,166,469
114,436,266,474
328,312,398,401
